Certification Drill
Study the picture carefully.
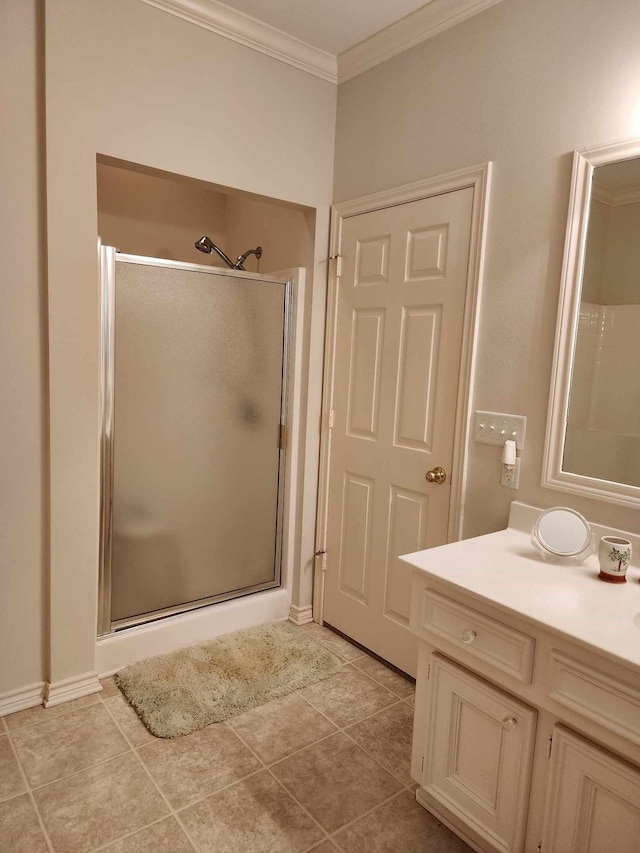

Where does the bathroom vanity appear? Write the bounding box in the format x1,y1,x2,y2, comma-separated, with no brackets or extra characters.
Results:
401,501,640,853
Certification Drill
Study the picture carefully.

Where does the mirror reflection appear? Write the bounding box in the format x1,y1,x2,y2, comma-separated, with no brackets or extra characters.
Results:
563,156,640,488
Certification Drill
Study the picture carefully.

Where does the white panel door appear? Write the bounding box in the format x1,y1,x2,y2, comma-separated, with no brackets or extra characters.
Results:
421,655,536,853
323,188,473,674
542,726,640,853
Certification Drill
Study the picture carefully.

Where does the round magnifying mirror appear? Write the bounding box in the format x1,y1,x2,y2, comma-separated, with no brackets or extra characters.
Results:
532,507,592,558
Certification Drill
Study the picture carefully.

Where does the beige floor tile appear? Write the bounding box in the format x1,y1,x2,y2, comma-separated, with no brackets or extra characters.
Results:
4,693,101,731
100,676,122,699
405,694,416,709
300,667,396,727
180,769,324,853
34,751,168,853
228,692,336,764
0,734,27,802
300,624,364,662
101,816,194,852
333,790,473,852
0,793,49,853
272,732,401,833
309,842,340,852
137,722,260,809
352,655,415,699
345,702,414,786
105,694,157,747
12,702,129,787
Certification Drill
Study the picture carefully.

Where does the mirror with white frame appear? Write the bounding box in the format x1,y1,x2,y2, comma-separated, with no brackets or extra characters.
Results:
544,138,640,508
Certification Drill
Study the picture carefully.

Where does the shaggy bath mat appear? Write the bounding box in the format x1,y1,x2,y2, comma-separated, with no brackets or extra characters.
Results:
115,621,341,738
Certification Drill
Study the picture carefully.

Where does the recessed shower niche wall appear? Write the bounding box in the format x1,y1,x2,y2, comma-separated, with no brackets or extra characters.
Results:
97,158,315,634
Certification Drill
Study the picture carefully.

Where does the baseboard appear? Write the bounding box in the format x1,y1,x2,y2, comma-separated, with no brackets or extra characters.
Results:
44,671,102,708
0,682,46,717
288,604,314,625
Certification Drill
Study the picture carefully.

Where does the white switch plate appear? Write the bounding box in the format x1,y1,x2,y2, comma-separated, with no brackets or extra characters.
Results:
473,411,527,449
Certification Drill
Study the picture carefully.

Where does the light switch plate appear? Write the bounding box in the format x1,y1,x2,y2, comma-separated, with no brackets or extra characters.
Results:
474,411,526,449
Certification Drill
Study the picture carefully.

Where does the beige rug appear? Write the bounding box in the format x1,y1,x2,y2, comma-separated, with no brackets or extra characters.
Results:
115,621,341,738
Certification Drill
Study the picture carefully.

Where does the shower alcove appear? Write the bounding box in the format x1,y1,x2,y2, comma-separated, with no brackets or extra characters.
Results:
93,157,319,676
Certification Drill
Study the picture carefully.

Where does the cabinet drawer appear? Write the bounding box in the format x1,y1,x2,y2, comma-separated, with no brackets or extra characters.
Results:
419,590,535,684
549,652,640,746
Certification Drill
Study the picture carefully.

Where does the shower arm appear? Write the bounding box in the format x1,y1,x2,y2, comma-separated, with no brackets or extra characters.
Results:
235,246,262,270
209,243,238,270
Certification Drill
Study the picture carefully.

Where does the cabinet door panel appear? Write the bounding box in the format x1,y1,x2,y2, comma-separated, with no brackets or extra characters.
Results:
421,655,536,853
542,726,640,853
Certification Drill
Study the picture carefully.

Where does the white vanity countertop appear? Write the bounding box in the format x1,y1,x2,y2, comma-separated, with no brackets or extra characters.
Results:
400,501,640,671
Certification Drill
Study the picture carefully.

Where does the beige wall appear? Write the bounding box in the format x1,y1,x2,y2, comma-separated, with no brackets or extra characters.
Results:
601,202,640,304
0,2,47,696
226,195,316,274
43,0,335,690
583,199,640,305
581,199,608,303
334,0,640,537
97,163,229,266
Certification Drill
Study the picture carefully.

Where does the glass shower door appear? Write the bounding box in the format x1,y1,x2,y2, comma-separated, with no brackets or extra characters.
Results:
99,249,290,632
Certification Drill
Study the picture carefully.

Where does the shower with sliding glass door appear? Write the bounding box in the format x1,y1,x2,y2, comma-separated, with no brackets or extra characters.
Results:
98,246,292,635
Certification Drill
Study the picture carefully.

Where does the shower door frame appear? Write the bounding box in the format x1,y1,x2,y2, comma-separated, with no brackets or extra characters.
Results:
97,247,294,636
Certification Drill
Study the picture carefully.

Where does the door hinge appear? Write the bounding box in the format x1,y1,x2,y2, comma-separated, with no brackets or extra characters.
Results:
328,409,335,429
547,735,553,759
329,254,342,277
427,663,431,680
279,424,286,450
421,755,424,773
538,843,542,853
315,549,327,572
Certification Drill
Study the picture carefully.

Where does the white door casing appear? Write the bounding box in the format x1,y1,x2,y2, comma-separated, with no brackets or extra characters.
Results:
315,165,491,674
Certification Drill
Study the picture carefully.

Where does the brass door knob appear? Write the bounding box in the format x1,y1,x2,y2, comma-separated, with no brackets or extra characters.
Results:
425,466,447,485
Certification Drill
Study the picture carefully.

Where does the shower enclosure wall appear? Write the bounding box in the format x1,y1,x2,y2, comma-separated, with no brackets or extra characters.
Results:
98,247,292,635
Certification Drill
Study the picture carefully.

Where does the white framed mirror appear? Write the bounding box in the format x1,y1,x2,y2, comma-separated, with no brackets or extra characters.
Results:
544,137,640,508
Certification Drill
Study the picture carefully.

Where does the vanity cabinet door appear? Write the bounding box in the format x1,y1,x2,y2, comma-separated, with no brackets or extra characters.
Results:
419,655,536,853
542,726,640,853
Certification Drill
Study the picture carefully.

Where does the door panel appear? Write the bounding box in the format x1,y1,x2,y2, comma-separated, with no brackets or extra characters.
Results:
542,726,640,853
422,656,536,853
323,188,473,675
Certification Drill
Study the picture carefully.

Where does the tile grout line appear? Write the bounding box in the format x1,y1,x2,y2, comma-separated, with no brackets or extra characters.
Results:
4,725,55,853
3,695,102,735
223,718,332,851
295,690,416,791
327,788,410,845
97,691,199,853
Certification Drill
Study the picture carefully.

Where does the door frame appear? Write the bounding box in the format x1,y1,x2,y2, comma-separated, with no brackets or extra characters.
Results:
313,163,492,624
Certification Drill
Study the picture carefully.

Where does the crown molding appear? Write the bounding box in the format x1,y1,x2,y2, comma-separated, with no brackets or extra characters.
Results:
139,0,337,83
592,181,640,207
338,0,504,83
140,0,503,86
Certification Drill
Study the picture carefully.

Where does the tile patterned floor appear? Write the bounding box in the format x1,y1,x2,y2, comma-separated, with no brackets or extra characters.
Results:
0,623,472,853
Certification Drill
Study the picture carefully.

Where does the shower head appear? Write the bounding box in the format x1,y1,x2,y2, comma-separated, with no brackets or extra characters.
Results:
195,235,216,254
194,236,263,271
194,236,237,270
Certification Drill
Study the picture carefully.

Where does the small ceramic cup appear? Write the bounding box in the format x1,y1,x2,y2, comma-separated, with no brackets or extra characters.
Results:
598,536,632,583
